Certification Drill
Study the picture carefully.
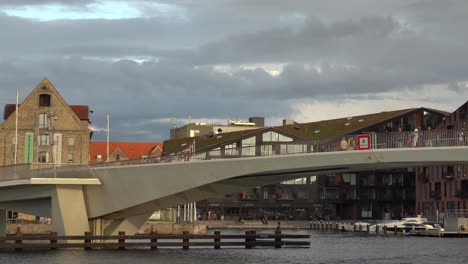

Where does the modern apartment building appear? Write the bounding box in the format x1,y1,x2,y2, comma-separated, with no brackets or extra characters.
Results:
164,108,448,220
416,101,468,220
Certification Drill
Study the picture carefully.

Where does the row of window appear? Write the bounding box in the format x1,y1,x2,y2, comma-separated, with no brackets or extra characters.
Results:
12,135,75,146
37,151,75,163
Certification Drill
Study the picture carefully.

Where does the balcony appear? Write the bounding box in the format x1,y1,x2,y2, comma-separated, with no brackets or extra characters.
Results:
456,189,468,199
430,190,442,200
420,174,429,183
443,175,454,181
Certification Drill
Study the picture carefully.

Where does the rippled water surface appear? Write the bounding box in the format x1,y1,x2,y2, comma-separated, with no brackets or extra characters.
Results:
1,231,467,264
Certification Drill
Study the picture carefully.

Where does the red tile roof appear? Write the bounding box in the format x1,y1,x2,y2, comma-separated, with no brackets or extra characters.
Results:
89,142,164,161
3,104,89,121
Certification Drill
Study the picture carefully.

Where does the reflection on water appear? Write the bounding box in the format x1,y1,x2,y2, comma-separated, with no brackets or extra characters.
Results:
1,231,467,264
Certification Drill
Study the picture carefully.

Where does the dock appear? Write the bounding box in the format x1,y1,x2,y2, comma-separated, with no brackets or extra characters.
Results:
0,228,310,251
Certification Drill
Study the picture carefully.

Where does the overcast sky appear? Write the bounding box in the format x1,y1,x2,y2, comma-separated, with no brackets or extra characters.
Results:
1,0,468,142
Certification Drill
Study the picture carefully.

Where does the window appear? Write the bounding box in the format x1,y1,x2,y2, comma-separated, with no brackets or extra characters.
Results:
38,134,49,146
38,113,49,128
38,152,47,163
39,94,51,107
68,137,75,146
68,153,74,162
262,131,293,142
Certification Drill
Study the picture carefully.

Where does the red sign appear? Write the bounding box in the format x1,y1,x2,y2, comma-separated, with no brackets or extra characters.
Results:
358,134,371,150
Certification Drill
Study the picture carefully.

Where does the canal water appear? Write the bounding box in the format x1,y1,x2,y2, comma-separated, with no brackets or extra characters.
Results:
1,230,467,264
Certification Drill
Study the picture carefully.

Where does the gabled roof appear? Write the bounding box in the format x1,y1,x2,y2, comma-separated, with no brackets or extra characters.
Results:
277,108,450,140
89,142,163,161
163,107,450,154
163,127,305,155
4,104,90,121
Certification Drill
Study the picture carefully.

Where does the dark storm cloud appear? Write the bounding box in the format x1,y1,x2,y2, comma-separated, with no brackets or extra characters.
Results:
1,0,468,141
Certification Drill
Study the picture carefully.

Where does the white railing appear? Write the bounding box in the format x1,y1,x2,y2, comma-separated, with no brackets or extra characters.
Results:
1,129,467,181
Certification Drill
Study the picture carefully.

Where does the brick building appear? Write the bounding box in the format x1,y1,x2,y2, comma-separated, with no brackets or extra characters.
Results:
416,101,468,220
0,78,92,166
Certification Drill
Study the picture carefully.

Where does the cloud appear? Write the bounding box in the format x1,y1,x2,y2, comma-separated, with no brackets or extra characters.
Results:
1,0,468,142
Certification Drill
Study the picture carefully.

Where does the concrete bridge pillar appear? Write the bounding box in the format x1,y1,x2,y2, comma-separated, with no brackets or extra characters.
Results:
0,209,6,237
103,212,153,235
51,185,90,235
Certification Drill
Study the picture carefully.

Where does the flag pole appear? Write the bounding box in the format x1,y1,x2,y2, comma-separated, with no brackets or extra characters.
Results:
14,90,19,165
106,113,110,162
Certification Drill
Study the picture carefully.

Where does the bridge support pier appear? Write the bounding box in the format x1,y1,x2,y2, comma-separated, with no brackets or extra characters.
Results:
51,185,90,235
0,209,6,237
104,212,153,235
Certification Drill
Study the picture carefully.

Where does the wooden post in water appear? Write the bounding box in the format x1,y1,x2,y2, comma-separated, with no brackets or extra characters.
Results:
275,228,282,248
376,225,380,235
182,231,189,250
14,227,22,251
394,225,398,236
50,231,58,250
383,226,387,236
245,230,251,249
358,224,362,232
353,224,357,232
118,231,126,250
335,223,340,231
214,231,221,249
366,224,370,233
251,230,257,248
84,231,92,250
150,228,158,249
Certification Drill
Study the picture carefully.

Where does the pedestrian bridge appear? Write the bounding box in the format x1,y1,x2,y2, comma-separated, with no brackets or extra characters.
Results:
1,130,467,236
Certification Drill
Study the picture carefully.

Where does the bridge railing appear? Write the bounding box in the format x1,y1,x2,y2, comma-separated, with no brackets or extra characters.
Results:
0,129,466,180
0,163,96,182
195,129,467,160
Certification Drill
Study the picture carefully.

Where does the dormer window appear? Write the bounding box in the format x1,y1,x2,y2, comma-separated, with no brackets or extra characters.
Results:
39,94,51,107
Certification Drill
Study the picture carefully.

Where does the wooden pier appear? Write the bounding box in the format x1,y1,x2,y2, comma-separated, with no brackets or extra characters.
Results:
0,228,310,251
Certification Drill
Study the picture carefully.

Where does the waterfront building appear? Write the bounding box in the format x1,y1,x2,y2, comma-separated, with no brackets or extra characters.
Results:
164,108,448,220
0,78,92,221
89,142,163,163
170,117,265,139
416,101,468,220
0,78,92,167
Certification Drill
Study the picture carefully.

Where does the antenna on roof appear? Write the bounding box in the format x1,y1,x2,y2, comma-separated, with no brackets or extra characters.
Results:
188,115,192,124
172,118,177,128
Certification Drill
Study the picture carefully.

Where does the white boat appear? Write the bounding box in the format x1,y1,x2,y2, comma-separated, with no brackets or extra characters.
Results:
369,215,429,233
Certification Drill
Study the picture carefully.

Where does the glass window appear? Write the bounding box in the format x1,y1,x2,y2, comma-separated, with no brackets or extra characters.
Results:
68,137,75,146
39,94,51,107
38,113,49,128
38,134,49,146
262,131,293,142
224,143,238,156
261,145,273,156
68,153,74,162
242,137,256,156
38,151,47,163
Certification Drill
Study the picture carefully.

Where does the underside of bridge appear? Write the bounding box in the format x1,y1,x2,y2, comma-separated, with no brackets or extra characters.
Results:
1,147,468,236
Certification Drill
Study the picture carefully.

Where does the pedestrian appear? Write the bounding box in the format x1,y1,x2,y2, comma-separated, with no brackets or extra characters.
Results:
412,128,419,147
425,126,433,147
340,137,348,151
348,138,356,150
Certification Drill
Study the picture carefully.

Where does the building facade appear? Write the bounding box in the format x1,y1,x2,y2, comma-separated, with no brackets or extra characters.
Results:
416,101,468,220
89,142,163,163
0,78,92,167
170,117,265,139
164,108,448,220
